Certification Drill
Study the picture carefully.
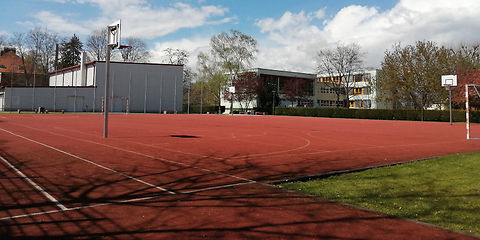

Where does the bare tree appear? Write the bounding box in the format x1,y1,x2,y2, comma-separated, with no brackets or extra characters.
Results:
86,29,108,61
9,32,31,85
27,28,60,74
0,35,6,48
452,42,480,68
161,48,194,110
119,37,150,62
315,42,364,108
162,48,188,65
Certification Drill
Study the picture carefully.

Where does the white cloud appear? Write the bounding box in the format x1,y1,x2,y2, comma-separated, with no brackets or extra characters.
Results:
255,0,480,72
150,36,211,70
29,1,230,39
34,11,91,35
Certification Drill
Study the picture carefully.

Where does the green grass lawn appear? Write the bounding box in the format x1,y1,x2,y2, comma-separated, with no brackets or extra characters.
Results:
280,152,480,236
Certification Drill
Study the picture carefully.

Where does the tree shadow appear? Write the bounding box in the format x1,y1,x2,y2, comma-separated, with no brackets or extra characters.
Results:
0,139,475,239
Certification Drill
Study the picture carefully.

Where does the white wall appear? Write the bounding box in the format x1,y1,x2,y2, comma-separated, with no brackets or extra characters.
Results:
8,62,184,113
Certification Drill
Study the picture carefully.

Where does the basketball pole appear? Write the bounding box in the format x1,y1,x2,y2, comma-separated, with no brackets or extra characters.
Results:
449,85,452,125
104,45,112,138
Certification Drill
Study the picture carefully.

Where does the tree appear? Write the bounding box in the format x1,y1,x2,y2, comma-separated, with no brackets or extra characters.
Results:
232,71,261,111
28,28,60,74
162,48,188,65
377,41,456,118
282,78,313,107
119,37,150,62
450,43,480,108
315,42,364,108
86,29,108,61
161,48,195,111
60,34,83,68
197,51,228,113
0,35,6,48
9,32,31,85
209,30,258,112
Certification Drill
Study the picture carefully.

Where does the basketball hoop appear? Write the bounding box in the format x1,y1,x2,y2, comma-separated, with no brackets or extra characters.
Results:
108,20,121,49
441,75,457,126
441,75,457,88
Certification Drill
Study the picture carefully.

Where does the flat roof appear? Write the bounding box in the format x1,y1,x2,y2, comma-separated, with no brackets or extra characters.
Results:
253,68,316,79
50,61,183,75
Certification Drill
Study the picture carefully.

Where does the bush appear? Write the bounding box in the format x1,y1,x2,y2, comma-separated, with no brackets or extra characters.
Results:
183,105,225,114
275,107,478,123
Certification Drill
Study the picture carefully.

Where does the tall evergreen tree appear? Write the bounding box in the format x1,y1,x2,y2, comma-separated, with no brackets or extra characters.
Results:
60,34,83,68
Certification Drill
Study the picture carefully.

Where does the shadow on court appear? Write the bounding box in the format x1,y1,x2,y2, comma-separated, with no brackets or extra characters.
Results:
0,152,477,240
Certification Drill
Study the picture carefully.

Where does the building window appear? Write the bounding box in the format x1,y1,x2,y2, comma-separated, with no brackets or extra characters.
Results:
354,74,364,82
353,88,364,95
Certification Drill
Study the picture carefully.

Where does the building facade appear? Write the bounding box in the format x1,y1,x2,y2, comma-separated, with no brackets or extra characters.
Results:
316,69,390,109
0,61,183,113
221,68,316,114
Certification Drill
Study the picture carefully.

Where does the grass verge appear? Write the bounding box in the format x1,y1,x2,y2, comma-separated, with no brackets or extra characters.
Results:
279,152,480,236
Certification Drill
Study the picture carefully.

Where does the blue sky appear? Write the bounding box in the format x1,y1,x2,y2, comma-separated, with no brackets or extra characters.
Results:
1,0,479,72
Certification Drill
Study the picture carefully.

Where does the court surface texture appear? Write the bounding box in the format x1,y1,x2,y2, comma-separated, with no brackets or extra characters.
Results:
1,113,479,239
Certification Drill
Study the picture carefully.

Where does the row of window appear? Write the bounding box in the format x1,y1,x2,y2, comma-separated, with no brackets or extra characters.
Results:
318,87,337,94
317,100,344,107
349,100,372,108
318,73,372,83
317,87,370,95
353,88,370,95
0,65,25,71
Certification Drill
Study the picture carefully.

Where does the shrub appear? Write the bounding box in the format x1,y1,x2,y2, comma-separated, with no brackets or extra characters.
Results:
183,105,225,114
275,107,478,123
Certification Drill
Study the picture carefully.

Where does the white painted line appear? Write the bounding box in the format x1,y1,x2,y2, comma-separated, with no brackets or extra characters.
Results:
0,155,68,211
0,180,256,221
0,128,176,195
8,123,258,184
179,181,256,194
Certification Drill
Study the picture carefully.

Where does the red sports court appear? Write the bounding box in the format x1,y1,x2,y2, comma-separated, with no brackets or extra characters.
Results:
1,114,479,239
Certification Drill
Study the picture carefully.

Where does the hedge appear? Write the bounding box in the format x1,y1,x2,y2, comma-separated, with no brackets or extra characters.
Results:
183,105,225,114
275,107,480,123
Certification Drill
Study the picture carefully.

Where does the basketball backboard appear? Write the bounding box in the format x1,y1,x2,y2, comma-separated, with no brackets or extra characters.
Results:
441,75,457,87
108,20,121,49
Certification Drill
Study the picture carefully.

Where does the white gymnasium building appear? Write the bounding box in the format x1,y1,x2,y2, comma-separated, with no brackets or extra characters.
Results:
0,60,183,113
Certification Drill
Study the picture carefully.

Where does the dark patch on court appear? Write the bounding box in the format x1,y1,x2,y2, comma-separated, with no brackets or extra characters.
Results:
169,135,200,139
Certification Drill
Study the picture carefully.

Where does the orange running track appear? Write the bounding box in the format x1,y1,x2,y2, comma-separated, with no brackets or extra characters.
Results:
0,113,479,239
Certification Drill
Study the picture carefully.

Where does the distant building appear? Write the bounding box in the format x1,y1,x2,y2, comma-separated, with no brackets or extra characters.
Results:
219,68,393,114
0,48,47,87
316,69,391,109
0,57,183,112
0,48,24,75
221,68,316,114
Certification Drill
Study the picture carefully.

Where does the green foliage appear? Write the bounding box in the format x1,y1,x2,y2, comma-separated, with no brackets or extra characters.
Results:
275,107,478,122
60,34,83,68
280,152,480,236
377,41,457,110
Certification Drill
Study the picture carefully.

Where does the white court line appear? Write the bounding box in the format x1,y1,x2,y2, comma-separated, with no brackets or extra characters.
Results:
0,181,256,221
0,128,176,195
10,123,256,184
179,181,255,194
0,155,68,211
